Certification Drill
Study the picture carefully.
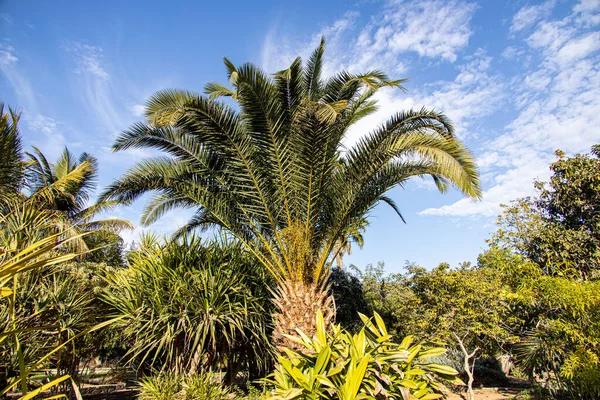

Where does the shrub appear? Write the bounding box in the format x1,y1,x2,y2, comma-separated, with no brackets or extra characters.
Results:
138,372,233,400
104,234,274,381
266,311,462,399
327,267,371,331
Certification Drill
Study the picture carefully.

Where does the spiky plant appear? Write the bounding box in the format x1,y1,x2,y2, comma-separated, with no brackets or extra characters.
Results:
101,37,481,349
0,103,24,195
25,147,132,233
103,234,273,381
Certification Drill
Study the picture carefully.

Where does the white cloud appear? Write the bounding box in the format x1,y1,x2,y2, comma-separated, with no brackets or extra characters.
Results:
422,1,600,218
0,14,12,25
261,0,477,76
0,43,37,111
130,104,146,117
24,113,67,156
63,41,130,136
0,44,18,66
260,11,359,73
554,31,600,65
574,0,600,13
510,1,556,33
352,0,476,67
345,49,504,149
63,41,110,80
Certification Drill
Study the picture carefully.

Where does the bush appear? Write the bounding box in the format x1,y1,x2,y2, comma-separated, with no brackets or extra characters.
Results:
138,372,233,400
104,234,274,381
266,311,462,399
328,267,371,331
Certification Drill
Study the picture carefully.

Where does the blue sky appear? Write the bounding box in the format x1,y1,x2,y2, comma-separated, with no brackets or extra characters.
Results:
1,0,599,273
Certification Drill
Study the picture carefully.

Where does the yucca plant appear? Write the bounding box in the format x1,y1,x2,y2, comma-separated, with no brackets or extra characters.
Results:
101,37,481,348
266,311,462,399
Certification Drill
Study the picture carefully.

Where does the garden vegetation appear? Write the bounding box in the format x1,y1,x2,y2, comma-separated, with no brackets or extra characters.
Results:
1,38,599,399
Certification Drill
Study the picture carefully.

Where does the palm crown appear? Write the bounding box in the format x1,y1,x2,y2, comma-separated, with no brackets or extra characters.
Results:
26,147,132,233
102,38,480,343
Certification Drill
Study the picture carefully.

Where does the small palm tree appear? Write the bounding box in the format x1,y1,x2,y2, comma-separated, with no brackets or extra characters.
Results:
102,38,480,349
25,147,132,232
0,104,24,195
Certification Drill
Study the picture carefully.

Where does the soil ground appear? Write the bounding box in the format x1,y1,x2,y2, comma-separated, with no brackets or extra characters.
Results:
447,387,523,400
446,378,531,400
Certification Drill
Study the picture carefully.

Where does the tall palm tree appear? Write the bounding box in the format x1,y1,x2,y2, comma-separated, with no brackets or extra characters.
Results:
25,147,132,233
101,38,481,349
0,104,24,195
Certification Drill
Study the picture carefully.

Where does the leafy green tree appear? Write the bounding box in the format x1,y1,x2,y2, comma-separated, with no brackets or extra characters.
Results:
101,38,481,346
356,261,515,399
479,247,600,398
83,230,125,267
492,145,600,280
327,266,371,331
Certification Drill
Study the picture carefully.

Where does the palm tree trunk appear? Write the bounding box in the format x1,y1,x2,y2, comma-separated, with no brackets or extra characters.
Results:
271,278,335,352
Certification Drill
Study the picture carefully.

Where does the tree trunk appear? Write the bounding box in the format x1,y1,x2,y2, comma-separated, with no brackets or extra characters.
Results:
271,278,335,352
453,332,478,400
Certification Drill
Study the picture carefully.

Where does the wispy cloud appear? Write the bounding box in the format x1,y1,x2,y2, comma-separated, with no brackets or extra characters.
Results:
130,104,146,117
345,49,505,149
62,40,128,136
63,41,110,80
261,0,477,75
0,14,12,25
24,113,66,154
422,1,600,217
510,0,556,34
353,0,477,66
0,43,37,111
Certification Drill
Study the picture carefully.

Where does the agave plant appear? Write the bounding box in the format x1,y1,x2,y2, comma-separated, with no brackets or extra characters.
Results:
266,311,462,399
101,37,480,347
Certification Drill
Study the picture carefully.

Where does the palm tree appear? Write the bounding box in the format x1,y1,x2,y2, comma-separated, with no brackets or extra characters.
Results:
0,104,24,195
25,147,132,233
101,38,481,349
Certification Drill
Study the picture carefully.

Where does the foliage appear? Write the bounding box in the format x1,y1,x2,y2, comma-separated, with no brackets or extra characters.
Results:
266,311,462,399
103,234,274,381
24,147,133,234
327,266,371,331
509,277,600,398
480,246,600,398
0,232,115,399
82,230,125,267
491,145,600,280
356,261,515,356
138,372,233,400
0,103,24,195
351,262,414,339
101,37,480,342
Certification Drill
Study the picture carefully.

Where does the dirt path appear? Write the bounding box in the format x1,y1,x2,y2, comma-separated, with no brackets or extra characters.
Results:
446,386,524,400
